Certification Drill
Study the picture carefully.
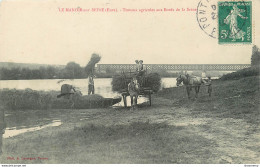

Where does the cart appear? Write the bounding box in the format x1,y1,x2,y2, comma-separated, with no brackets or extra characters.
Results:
118,70,153,108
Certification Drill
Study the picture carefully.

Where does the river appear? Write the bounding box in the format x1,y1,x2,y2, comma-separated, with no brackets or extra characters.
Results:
0,78,177,97
0,78,177,138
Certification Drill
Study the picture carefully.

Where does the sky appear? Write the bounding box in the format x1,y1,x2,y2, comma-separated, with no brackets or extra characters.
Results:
0,0,259,66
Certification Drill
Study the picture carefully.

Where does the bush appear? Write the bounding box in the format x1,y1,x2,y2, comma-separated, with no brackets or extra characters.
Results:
251,45,260,66
221,66,259,80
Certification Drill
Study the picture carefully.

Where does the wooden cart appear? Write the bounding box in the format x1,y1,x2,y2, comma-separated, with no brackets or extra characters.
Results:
119,70,154,108
121,88,153,108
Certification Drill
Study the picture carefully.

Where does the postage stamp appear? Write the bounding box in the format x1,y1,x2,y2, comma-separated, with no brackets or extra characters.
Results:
218,1,252,44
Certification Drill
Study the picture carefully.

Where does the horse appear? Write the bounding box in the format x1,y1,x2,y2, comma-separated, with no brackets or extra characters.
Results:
128,77,140,110
176,74,205,99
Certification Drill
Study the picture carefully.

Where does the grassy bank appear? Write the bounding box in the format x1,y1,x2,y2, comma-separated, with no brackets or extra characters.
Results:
0,89,113,110
1,73,259,163
221,66,259,80
1,118,217,163
157,75,259,124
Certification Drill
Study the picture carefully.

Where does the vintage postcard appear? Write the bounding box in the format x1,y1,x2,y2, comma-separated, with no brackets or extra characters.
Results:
0,0,259,165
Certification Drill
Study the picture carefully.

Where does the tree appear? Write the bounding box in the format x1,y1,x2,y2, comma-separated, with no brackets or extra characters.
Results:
64,62,84,79
251,45,260,66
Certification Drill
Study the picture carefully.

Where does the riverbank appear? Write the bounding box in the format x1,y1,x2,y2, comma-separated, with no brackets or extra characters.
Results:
0,76,259,164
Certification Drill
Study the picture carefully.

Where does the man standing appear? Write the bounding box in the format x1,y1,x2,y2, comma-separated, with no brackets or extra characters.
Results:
0,108,6,155
88,75,95,95
138,60,145,74
137,60,146,86
135,60,139,72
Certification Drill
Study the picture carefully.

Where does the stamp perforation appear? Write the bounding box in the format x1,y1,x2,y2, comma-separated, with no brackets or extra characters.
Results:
218,0,252,44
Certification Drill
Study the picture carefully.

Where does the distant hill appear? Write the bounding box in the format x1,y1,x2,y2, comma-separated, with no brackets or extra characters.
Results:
0,62,65,69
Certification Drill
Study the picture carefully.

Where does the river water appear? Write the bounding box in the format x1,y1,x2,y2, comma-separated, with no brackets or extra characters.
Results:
0,78,177,97
0,78,177,138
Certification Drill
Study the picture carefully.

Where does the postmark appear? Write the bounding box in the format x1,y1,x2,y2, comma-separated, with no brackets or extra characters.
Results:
218,1,252,44
196,0,218,39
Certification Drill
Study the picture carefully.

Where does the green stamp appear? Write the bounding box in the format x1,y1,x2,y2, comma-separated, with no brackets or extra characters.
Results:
218,1,252,44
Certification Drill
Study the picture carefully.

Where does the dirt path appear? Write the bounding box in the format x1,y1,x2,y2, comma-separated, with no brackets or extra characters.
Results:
61,96,259,163
1,96,260,163
146,97,260,163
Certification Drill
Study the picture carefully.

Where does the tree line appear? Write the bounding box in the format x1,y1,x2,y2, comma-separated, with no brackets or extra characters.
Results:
0,62,88,80
1,45,259,80
0,61,181,80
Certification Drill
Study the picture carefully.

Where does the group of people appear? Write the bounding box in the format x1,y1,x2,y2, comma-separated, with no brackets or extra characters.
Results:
135,60,145,76
128,60,147,110
57,74,95,100
58,59,148,101
57,60,145,111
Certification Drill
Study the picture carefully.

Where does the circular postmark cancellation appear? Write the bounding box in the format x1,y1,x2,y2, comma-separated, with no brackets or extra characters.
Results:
197,0,218,39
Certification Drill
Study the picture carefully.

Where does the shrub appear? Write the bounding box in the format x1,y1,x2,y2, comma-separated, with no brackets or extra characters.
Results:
251,45,260,66
221,66,259,80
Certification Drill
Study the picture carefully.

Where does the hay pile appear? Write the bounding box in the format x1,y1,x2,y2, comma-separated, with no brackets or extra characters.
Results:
112,75,132,93
144,73,161,92
52,94,106,109
85,53,101,76
112,72,161,93
0,89,116,110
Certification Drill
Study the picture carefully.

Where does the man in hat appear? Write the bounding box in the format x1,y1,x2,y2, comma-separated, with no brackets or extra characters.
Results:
128,76,140,110
88,75,95,95
135,60,139,72
138,60,144,72
57,84,76,99
137,60,146,86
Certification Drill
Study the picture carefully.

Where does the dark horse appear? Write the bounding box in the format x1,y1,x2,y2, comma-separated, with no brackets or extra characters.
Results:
176,74,206,99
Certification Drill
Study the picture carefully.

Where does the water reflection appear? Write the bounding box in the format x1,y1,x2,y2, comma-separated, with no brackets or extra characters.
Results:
3,120,62,138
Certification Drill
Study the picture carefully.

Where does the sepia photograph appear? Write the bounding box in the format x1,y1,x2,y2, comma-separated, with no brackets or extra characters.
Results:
0,0,259,165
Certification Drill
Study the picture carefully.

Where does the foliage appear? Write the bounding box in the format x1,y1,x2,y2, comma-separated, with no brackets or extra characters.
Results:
0,62,87,80
220,66,259,80
63,62,84,79
251,45,260,66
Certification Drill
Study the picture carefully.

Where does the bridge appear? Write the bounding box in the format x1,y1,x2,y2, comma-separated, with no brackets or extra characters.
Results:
96,64,251,72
